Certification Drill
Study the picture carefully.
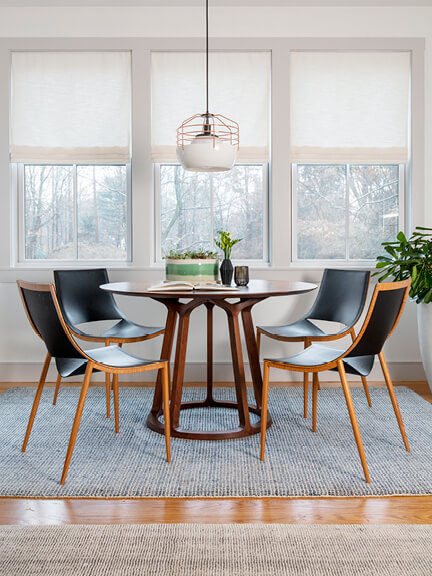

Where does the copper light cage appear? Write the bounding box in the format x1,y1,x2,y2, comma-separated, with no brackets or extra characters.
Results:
177,113,239,150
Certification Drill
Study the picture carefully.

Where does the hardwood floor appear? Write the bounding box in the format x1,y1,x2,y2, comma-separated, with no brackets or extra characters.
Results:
0,380,431,525
1,496,432,526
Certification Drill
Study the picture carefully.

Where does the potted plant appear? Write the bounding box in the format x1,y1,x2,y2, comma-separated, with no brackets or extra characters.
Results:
214,230,242,285
164,248,220,282
375,226,432,389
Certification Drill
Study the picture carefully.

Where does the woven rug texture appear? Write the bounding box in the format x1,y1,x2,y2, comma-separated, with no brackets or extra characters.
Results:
1,524,431,576
0,385,431,497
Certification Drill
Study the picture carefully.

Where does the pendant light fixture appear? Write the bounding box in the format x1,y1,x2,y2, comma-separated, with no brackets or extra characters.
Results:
176,0,239,172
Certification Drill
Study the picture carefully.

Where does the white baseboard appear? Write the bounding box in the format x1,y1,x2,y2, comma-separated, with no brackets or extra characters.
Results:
0,360,426,383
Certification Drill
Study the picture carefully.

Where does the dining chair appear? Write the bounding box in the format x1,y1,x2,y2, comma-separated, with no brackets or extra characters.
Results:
257,269,371,417
17,280,171,485
53,269,164,418
259,279,411,483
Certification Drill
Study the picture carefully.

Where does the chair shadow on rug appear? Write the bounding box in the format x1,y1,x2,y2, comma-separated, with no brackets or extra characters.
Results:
17,280,171,485
260,279,411,484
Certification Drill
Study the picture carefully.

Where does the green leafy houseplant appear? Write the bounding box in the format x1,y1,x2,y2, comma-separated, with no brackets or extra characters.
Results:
214,230,242,260
375,226,432,303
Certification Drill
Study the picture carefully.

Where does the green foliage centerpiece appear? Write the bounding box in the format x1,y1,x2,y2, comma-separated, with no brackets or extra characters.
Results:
215,230,242,285
164,248,220,282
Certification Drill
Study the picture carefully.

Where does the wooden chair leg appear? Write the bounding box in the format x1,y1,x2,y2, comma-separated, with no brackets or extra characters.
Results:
260,361,270,461
161,364,171,462
105,374,111,418
60,362,93,485
167,363,172,396
312,373,319,432
105,340,111,418
256,329,261,358
113,373,119,434
303,338,312,416
303,372,309,418
53,373,62,406
361,375,372,407
337,360,370,483
378,351,410,451
350,329,372,407
22,353,51,452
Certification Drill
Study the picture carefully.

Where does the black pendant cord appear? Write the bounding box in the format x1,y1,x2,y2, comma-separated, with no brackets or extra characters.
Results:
205,0,209,116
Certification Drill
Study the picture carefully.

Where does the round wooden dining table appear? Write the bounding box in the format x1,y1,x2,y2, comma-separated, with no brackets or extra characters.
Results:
100,279,316,441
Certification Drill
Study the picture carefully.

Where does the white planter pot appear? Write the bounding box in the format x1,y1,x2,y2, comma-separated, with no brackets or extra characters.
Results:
417,302,432,391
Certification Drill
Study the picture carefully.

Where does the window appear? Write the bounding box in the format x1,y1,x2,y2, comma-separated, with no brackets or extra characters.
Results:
21,164,129,261
11,51,131,263
157,163,267,260
290,51,410,263
152,51,270,260
6,40,421,270
293,164,403,261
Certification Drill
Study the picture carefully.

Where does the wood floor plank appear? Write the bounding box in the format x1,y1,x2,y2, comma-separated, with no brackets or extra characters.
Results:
1,497,432,525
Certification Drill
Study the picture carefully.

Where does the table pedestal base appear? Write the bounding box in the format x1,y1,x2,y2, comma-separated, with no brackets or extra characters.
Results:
147,400,272,440
149,295,272,441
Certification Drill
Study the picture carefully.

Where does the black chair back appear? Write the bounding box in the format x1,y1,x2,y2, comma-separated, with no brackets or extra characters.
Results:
54,268,122,326
346,280,410,358
18,282,82,360
308,269,370,328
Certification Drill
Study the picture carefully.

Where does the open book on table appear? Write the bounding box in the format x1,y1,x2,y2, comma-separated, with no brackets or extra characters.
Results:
148,281,239,292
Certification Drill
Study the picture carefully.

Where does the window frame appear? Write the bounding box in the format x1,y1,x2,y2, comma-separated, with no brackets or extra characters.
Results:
291,163,406,266
0,37,424,275
154,161,270,265
15,162,132,266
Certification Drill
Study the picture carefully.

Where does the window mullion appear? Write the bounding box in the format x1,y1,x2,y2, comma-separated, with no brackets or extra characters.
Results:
345,164,351,261
73,164,78,261
209,174,214,250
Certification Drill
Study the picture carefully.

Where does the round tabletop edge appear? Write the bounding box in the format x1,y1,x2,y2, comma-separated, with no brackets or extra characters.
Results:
100,280,317,299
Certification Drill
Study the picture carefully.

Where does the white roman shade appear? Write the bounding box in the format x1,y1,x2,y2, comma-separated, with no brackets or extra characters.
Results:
11,51,131,164
152,51,270,163
290,52,410,164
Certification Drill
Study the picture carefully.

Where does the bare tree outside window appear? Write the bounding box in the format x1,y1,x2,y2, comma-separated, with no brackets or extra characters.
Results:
295,164,401,261
77,166,127,260
23,165,128,260
159,164,266,260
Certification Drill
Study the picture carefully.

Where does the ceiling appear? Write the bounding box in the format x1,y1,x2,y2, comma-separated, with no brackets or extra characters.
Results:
0,0,430,7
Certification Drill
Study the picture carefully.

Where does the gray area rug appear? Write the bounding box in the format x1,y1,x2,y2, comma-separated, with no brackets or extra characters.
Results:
1,524,431,575
0,386,431,497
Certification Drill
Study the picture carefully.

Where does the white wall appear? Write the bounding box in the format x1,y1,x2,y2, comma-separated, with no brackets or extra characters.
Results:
0,4,430,382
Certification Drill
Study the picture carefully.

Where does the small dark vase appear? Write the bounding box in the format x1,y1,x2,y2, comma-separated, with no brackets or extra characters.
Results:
220,258,234,285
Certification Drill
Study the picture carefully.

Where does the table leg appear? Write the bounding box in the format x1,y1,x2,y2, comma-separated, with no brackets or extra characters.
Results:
241,305,263,409
204,302,215,405
225,306,251,430
170,306,193,429
148,298,202,435
150,306,177,415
